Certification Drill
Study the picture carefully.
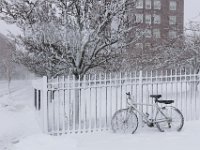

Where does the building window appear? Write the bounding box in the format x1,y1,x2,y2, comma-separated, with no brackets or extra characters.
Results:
145,14,151,24
153,14,161,24
136,0,144,9
169,16,176,25
169,1,177,11
135,14,143,23
153,29,160,38
145,0,151,9
145,29,152,38
145,43,151,49
136,43,143,49
169,30,177,38
154,0,161,10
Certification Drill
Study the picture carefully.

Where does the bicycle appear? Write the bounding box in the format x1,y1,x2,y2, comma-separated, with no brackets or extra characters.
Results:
111,92,184,134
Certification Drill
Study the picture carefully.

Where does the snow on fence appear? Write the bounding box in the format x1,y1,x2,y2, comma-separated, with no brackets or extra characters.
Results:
33,69,200,135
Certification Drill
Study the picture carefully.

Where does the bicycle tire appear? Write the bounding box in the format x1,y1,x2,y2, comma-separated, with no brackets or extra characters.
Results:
111,108,138,134
155,106,184,132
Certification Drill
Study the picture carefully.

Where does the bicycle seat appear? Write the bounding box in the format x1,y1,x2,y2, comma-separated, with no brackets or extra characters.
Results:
150,95,162,99
156,100,174,104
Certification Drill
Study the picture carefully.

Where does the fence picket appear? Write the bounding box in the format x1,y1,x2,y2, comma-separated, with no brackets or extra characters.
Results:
56,76,59,135
78,75,81,133
73,75,76,133
95,74,98,131
109,73,112,128
194,73,197,120
139,71,143,126
105,73,108,130
62,76,65,134
83,75,87,132
185,70,188,120
180,69,183,114
42,76,48,133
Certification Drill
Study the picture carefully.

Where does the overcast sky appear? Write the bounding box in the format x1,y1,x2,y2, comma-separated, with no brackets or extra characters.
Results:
184,0,200,23
0,0,199,35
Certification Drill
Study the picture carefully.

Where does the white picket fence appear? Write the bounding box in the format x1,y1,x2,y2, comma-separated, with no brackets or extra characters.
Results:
33,69,200,135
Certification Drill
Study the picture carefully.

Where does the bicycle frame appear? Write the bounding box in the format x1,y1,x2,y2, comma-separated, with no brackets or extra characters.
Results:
127,98,171,124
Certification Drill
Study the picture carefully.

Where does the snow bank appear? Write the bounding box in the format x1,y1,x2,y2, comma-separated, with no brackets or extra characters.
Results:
14,134,77,150
0,80,41,150
0,107,41,149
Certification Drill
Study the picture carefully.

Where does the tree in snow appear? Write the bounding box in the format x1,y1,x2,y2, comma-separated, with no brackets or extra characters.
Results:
0,0,141,129
0,0,140,79
183,21,200,73
154,21,200,73
145,20,200,74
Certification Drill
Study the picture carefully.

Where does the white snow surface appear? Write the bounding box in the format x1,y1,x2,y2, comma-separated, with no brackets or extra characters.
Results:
0,80,41,150
0,80,200,150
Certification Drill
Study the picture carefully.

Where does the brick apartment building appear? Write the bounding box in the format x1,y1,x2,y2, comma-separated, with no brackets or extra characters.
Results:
130,0,184,50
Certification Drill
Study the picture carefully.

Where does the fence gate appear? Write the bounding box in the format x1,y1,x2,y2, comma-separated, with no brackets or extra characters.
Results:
33,69,200,135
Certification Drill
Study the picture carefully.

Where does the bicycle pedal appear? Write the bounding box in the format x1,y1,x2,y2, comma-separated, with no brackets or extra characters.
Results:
147,123,154,127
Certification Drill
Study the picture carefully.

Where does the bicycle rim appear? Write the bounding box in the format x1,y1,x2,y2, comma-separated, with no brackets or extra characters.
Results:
111,108,138,134
155,106,184,132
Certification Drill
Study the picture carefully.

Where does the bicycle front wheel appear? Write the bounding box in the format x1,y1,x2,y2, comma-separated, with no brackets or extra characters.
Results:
111,108,138,134
155,106,184,132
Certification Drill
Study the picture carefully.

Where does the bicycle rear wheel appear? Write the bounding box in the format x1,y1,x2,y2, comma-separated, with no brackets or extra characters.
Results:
155,106,184,132
111,108,138,134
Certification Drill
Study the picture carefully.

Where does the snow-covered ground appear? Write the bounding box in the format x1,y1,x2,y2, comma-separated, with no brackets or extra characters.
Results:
0,80,41,150
0,80,200,150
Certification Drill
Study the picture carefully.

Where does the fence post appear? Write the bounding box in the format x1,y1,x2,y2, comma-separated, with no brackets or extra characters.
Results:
42,76,48,133
139,70,143,127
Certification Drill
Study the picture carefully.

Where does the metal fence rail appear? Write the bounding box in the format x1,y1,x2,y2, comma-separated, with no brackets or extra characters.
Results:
33,69,200,135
